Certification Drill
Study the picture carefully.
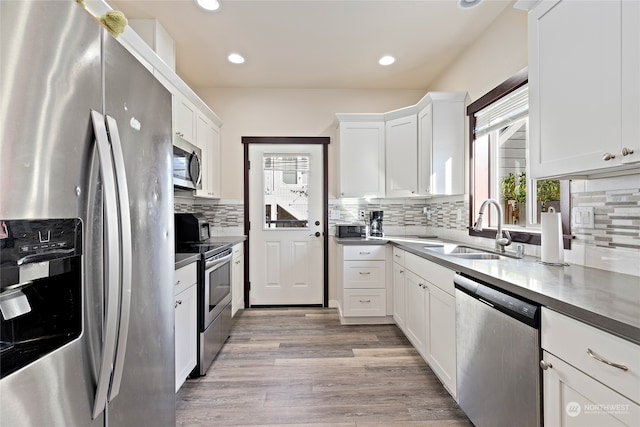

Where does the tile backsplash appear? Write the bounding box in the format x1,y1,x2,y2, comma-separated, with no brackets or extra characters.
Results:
174,173,639,275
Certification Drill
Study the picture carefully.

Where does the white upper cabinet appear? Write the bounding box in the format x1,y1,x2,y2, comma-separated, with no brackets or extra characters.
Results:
337,117,386,198
385,114,418,197
418,93,467,196
336,92,467,199
523,0,640,178
195,111,221,199
173,93,197,144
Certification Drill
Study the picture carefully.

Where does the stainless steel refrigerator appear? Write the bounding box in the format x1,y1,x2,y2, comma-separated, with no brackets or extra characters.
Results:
0,1,175,425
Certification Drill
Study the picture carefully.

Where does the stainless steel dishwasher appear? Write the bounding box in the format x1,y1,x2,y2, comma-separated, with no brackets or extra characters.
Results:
455,273,541,427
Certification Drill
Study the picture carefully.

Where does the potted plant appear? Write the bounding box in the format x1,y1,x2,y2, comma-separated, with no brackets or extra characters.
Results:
537,179,560,213
500,172,527,225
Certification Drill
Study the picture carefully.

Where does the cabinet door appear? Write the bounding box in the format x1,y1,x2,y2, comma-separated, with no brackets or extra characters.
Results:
431,100,465,195
173,94,196,144
542,352,640,426
417,105,433,195
232,244,244,317
621,0,640,165
529,0,622,177
404,270,427,357
385,115,418,197
338,121,385,198
392,262,406,330
175,284,197,392
425,282,456,398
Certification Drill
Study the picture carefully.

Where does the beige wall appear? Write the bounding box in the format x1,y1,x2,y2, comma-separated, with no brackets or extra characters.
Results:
195,5,528,201
428,5,528,101
196,88,425,200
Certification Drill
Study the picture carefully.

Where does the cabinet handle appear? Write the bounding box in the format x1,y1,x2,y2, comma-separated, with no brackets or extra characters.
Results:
359,252,371,255
602,152,616,161
539,360,553,370
175,280,181,286
359,299,371,303
395,254,401,258
587,348,629,371
175,300,183,309
621,147,635,157
359,271,371,275
399,270,404,273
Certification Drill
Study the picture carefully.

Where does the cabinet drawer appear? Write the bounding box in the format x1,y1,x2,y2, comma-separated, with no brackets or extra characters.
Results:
343,289,386,317
542,308,640,404
343,261,385,289
175,262,197,295
392,247,405,266
405,252,455,295
344,245,386,261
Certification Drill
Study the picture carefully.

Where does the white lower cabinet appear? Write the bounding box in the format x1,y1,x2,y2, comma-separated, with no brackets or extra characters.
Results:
425,282,456,397
404,269,427,356
337,244,389,323
541,308,640,426
231,242,244,317
393,249,457,398
174,263,198,392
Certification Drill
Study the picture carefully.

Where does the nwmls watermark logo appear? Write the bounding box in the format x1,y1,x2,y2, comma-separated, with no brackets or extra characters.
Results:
565,401,631,417
565,402,581,417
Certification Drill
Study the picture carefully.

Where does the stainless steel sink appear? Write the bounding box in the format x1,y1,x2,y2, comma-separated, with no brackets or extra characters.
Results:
448,253,503,260
423,244,508,260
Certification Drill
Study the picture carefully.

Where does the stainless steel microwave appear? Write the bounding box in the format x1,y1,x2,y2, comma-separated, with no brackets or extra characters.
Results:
172,136,202,190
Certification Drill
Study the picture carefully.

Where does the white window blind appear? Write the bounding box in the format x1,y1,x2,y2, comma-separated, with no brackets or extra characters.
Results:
474,84,528,138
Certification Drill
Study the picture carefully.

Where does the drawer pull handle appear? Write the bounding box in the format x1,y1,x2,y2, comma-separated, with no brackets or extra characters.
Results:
359,252,371,255
395,254,401,258
359,299,371,303
587,348,628,371
359,272,371,275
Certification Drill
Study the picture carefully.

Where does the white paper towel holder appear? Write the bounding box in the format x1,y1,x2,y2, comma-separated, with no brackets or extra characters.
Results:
538,206,569,266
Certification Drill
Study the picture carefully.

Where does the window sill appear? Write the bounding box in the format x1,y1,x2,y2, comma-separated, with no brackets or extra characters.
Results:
468,228,572,250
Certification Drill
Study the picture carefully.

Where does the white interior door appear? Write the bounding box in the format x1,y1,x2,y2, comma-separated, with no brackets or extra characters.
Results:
249,144,323,305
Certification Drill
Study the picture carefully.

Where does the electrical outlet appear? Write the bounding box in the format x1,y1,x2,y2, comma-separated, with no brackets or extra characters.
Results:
359,210,366,220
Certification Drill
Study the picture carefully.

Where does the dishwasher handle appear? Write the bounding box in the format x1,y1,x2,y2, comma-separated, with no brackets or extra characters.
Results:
454,273,540,328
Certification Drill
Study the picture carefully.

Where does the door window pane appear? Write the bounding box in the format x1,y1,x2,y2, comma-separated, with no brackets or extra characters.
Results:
263,155,309,229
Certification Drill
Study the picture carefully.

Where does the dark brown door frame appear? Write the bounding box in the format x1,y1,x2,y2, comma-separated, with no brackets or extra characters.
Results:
242,136,330,308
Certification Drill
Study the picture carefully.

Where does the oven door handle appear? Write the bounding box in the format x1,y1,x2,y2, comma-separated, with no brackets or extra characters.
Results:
205,252,233,270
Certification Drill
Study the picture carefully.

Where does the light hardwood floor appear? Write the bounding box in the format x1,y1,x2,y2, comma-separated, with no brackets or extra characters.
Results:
176,308,472,427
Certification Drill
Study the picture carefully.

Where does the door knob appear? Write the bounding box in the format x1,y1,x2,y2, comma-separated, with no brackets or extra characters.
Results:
315,221,320,226
309,232,321,237
539,360,552,370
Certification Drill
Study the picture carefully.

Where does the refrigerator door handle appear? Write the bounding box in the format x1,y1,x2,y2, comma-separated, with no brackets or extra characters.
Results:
105,115,133,402
90,110,122,419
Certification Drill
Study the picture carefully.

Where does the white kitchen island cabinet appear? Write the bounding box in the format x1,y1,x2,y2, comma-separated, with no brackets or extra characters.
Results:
541,308,640,426
522,0,640,178
174,262,198,392
336,117,386,198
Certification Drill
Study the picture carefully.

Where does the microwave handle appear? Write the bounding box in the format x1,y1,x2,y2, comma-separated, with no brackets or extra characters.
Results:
192,151,202,186
90,110,122,419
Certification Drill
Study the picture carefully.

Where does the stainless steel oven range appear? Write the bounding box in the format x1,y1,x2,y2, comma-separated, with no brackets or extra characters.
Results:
175,213,232,376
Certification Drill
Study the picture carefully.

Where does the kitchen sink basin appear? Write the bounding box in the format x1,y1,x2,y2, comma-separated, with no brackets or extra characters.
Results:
448,253,503,260
423,244,508,260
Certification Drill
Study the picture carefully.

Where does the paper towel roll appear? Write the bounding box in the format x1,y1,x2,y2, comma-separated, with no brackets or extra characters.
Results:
541,210,564,264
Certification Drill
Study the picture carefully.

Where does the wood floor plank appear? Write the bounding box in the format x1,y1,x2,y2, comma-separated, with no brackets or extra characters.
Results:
176,308,472,426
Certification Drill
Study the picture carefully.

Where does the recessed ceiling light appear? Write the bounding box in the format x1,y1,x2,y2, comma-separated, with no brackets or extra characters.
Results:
458,0,483,9
378,55,395,66
228,53,245,64
195,0,220,11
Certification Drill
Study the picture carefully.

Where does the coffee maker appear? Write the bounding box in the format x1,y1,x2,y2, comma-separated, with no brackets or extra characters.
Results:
369,211,384,237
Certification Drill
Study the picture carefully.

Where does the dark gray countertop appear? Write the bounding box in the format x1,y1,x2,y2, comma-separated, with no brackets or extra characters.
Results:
334,237,389,245
175,253,200,270
174,236,246,270
395,240,640,345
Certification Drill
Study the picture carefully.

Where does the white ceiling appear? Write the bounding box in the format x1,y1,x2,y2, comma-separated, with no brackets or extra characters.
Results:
108,0,513,90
